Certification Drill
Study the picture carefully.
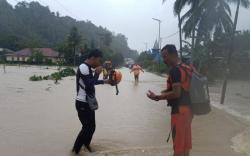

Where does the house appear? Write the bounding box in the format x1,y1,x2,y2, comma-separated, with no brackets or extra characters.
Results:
5,48,63,63
151,40,162,63
0,48,14,59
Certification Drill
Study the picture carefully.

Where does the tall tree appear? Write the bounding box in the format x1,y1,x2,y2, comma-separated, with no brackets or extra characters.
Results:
162,0,190,58
162,0,233,62
67,26,82,66
220,0,250,104
181,0,233,46
0,0,138,63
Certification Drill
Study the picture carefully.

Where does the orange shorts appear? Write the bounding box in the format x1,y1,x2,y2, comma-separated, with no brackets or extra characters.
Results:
171,106,193,153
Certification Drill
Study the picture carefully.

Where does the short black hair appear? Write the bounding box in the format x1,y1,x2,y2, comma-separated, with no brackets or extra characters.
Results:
87,49,103,59
161,44,178,56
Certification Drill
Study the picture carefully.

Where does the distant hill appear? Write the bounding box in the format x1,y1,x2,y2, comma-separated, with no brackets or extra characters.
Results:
0,0,138,59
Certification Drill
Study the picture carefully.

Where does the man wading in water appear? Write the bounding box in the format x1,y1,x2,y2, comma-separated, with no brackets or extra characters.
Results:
71,49,110,155
130,63,144,82
147,45,193,156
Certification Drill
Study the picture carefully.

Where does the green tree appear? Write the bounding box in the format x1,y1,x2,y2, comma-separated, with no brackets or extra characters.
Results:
104,33,112,47
162,0,187,58
28,50,44,64
67,26,82,66
0,0,137,63
181,1,233,48
220,0,250,104
163,0,233,60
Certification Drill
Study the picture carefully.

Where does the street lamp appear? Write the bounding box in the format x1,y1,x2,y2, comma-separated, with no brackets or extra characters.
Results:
152,18,162,71
152,18,162,49
144,42,148,52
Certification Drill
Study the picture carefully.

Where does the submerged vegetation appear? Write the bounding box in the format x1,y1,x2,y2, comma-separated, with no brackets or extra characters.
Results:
29,67,75,82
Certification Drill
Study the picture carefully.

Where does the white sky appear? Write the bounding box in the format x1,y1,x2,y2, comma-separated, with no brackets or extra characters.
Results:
6,0,250,52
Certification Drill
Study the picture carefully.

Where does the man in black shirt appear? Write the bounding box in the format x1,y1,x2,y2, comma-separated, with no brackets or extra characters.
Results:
147,45,193,156
72,49,110,155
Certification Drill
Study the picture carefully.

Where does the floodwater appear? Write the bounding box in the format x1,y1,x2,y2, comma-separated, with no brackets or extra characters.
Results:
0,66,171,156
209,80,250,155
1,66,250,156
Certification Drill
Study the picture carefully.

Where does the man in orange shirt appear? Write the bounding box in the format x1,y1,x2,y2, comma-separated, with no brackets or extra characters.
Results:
130,63,144,82
147,44,193,156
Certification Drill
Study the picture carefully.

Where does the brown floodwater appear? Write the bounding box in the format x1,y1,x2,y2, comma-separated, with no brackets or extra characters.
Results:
0,66,172,156
2,66,250,156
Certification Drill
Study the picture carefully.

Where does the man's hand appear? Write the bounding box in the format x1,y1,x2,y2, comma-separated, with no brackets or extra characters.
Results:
104,79,112,85
161,89,168,94
95,66,103,75
147,90,159,101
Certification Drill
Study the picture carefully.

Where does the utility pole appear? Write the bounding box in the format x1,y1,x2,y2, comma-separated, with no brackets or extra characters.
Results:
178,13,183,59
152,18,162,49
144,42,148,52
152,18,162,70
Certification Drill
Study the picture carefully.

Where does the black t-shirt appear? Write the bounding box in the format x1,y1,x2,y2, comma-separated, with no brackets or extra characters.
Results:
167,65,191,114
167,66,181,114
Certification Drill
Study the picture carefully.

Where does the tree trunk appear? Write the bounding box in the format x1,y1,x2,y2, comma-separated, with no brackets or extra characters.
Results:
178,13,183,59
3,63,6,73
73,46,76,67
191,28,195,63
220,0,240,104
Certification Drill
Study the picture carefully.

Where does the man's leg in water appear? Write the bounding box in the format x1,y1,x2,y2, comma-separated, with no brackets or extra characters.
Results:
173,149,189,156
73,101,96,154
184,150,190,156
173,151,185,156
134,75,139,82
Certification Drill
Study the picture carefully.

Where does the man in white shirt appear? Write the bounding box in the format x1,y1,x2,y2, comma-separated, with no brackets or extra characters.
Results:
72,49,109,155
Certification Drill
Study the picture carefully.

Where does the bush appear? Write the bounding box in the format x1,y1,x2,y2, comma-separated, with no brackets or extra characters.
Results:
29,67,75,82
51,72,62,80
45,59,53,65
59,67,75,77
43,75,50,80
29,75,43,81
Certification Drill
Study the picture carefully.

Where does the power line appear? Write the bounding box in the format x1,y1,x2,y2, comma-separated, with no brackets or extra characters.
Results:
162,31,179,39
11,0,20,3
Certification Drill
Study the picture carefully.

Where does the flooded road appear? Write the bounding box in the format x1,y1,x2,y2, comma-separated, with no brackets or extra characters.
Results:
0,66,171,156
2,66,249,156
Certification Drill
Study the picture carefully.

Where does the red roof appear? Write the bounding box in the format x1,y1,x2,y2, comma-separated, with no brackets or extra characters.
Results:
14,48,60,57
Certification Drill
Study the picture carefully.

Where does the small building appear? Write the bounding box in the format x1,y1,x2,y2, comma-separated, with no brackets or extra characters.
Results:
151,40,162,63
0,48,14,61
5,48,63,63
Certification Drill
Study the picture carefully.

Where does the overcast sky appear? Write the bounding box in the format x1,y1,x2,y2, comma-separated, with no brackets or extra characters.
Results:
7,0,250,52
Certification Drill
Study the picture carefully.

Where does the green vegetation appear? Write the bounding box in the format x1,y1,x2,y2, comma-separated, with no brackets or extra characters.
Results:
0,0,138,66
137,0,250,80
29,67,76,81
29,75,43,81
27,50,44,64
136,52,168,74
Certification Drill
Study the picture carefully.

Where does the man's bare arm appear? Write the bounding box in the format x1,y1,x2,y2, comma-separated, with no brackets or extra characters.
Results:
156,85,181,100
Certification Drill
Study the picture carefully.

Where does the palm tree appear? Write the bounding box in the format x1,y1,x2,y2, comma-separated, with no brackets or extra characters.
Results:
220,0,250,104
163,0,233,61
162,0,191,58
225,0,250,64
181,0,233,46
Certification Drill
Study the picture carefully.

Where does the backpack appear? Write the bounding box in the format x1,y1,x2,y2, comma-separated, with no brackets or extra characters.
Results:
178,64,211,115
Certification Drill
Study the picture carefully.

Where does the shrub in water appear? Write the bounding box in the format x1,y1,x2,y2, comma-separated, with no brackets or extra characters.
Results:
29,75,43,81
29,68,75,82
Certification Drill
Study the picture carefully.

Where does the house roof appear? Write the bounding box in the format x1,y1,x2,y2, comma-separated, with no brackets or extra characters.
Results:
0,48,15,55
12,48,60,57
